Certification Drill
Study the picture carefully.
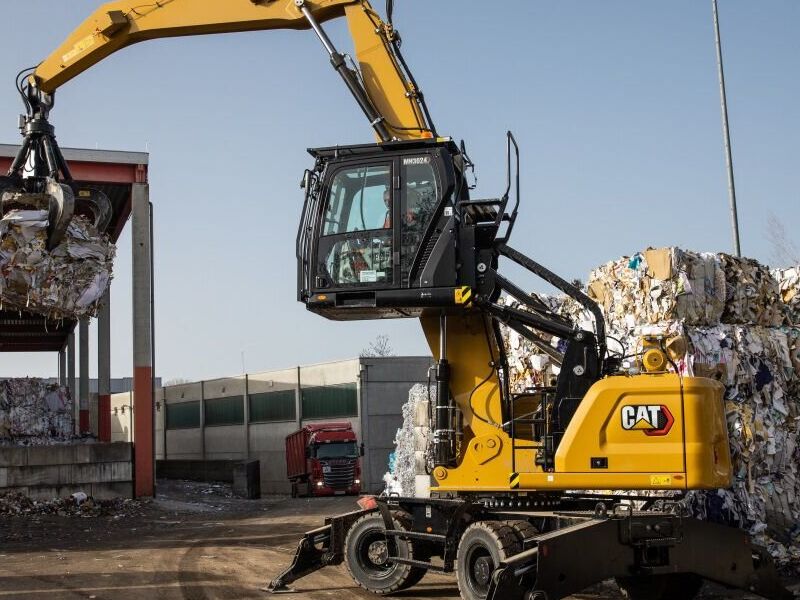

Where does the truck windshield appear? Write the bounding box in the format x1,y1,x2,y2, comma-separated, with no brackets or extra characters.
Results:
314,441,358,459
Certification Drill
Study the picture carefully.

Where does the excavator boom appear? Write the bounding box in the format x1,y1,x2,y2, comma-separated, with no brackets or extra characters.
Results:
31,0,434,141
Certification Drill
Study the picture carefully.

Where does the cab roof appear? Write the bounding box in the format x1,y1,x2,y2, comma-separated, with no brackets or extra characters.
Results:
308,137,459,160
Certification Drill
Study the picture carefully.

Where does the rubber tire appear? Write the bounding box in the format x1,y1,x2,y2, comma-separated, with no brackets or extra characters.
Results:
344,512,424,595
393,511,427,590
503,519,539,547
616,574,703,600
456,521,522,600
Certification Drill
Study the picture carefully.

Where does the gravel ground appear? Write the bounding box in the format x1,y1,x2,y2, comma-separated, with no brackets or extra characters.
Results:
0,480,795,599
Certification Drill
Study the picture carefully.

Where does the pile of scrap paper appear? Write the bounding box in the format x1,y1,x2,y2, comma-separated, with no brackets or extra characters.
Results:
0,205,115,319
0,378,74,444
502,247,800,567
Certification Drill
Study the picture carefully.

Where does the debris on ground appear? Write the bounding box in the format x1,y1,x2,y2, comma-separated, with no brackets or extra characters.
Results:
0,208,115,320
0,378,74,443
0,491,147,518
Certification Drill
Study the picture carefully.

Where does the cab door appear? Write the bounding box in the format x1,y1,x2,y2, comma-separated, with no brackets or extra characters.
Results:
398,153,443,287
313,160,397,291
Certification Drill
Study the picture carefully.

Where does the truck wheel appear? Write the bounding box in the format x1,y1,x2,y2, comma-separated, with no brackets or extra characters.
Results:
344,512,425,594
616,574,703,600
503,519,539,547
456,521,522,600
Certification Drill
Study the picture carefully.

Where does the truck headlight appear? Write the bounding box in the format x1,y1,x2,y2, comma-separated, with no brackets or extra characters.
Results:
354,479,360,485
316,481,324,487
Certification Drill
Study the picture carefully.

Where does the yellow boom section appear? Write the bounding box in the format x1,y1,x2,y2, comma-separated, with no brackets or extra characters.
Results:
32,0,431,140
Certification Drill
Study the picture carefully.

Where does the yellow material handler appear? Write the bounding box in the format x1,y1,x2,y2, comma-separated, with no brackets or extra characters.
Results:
2,2,793,599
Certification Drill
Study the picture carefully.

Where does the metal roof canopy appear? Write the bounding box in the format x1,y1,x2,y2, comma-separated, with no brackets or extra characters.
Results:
0,144,148,352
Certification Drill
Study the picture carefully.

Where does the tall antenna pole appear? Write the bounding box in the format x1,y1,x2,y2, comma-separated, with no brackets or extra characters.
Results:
712,0,741,256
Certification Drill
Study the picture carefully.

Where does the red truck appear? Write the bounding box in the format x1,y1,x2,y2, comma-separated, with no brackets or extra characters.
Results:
286,422,363,497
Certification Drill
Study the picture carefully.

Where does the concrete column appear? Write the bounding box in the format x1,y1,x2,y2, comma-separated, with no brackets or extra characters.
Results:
200,381,206,461
79,319,90,433
67,331,76,434
98,289,111,442
243,374,250,459
58,349,67,387
132,183,154,497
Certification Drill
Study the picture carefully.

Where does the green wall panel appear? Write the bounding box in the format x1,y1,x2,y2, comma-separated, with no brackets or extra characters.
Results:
166,401,200,429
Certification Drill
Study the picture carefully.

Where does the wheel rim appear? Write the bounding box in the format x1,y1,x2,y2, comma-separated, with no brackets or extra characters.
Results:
464,542,494,597
355,529,395,579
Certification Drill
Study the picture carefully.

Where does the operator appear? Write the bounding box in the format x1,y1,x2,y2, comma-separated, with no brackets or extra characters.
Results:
383,188,391,228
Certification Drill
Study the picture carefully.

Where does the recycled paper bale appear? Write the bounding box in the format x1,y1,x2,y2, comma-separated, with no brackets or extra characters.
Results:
0,207,115,320
774,266,800,326
719,254,783,326
586,248,726,329
0,378,74,443
383,384,433,497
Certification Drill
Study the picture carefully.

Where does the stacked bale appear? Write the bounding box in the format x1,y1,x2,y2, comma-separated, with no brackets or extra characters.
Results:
0,378,74,444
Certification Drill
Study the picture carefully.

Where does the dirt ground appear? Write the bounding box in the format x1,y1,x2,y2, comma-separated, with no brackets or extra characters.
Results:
0,480,795,600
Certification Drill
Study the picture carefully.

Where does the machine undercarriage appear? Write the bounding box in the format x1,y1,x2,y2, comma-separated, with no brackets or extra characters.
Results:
268,495,793,600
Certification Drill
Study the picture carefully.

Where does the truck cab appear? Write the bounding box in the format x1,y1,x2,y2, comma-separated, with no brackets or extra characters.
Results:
286,423,363,497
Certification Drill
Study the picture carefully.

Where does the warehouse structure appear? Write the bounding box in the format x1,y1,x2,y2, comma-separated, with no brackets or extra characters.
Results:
111,356,432,494
0,144,154,499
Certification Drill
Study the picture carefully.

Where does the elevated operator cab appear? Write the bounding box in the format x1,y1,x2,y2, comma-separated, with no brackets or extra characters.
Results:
298,138,503,320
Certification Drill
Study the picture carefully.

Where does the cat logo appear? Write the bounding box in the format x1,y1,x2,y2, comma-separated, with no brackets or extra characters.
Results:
621,404,674,436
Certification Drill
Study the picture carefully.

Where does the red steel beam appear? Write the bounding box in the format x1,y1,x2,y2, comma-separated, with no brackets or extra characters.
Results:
0,157,146,184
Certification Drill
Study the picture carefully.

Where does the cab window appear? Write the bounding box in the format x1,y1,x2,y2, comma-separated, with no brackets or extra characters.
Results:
324,165,391,235
318,164,393,287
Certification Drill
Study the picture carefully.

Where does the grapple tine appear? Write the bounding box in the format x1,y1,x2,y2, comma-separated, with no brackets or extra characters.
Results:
45,178,74,250
74,187,113,232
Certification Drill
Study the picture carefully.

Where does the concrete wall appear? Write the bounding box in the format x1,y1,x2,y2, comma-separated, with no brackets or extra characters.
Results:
147,357,431,494
203,376,246,460
111,392,134,443
0,442,133,499
164,383,202,459
250,421,298,494
110,389,165,461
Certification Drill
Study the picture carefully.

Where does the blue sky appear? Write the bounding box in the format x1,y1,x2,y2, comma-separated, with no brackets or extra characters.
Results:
1,1,798,381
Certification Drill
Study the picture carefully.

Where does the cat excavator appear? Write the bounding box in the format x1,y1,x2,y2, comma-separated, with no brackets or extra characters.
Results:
2,1,793,599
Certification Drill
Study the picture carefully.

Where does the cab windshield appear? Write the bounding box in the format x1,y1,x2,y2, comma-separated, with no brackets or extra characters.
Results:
314,441,359,459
